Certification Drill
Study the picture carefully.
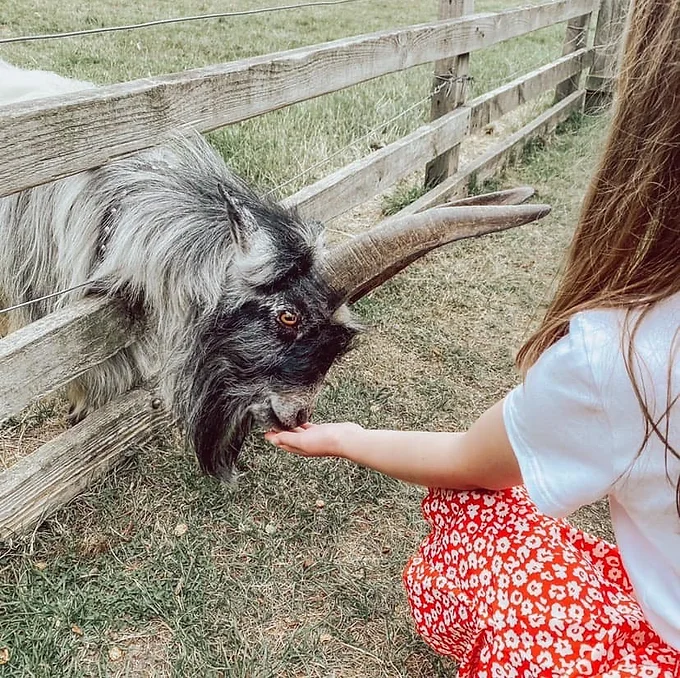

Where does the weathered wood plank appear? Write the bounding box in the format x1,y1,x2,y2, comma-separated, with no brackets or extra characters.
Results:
396,90,585,215
554,13,592,101
0,0,597,199
468,48,593,132
283,106,471,221
424,0,475,187
0,297,139,423
585,0,630,112
0,387,170,540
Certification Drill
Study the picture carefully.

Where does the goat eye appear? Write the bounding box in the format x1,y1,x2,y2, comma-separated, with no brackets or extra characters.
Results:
277,310,299,328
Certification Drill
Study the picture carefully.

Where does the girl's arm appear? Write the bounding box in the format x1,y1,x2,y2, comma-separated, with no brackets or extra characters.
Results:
265,400,523,491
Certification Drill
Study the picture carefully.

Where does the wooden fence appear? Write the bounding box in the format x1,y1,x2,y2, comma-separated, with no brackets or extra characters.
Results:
0,0,626,539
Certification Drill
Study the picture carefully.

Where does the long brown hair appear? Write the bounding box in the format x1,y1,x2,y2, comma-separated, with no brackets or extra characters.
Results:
516,0,680,508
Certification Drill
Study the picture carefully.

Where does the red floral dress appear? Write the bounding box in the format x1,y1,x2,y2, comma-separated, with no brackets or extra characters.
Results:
403,486,680,677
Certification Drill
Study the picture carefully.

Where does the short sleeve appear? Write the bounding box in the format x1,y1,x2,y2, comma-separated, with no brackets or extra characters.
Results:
503,317,616,518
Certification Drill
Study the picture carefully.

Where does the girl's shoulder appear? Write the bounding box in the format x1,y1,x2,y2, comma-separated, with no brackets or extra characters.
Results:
569,293,680,391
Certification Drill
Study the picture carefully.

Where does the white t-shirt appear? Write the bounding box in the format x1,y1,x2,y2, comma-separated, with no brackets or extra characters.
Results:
504,293,680,651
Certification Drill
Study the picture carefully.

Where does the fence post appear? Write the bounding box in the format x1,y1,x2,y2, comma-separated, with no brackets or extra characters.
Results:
554,13,592,102
585,0,630,112
424,0,475,189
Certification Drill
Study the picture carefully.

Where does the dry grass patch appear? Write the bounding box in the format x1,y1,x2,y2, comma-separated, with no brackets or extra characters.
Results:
0,398,70,469
79,621,174,677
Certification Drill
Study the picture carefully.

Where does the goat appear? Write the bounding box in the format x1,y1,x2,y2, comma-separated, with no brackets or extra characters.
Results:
0,61,550,479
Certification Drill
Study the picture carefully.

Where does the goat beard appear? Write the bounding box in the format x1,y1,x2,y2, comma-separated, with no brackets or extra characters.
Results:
174,348,265,479
183,385,257,481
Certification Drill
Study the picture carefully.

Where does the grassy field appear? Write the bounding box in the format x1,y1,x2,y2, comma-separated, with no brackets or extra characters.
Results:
0,1,612,676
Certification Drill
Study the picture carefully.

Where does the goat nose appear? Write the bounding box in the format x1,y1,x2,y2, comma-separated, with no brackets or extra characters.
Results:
295,408,310,428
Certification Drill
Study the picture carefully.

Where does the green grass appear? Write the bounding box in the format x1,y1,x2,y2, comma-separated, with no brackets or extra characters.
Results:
0,1,613,676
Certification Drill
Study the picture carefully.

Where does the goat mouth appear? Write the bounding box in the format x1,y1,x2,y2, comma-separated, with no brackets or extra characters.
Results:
255,408,293,433
248,401,309,433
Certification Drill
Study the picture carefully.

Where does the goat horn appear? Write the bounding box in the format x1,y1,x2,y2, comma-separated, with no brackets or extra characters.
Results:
441,186,535,207
322,203,551,304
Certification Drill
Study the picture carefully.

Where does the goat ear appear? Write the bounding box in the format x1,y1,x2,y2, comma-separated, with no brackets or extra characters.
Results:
219,183,253,253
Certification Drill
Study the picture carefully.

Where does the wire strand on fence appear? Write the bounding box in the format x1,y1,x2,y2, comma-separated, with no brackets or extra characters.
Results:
0,281,93,316
266,79,453,198
0,0,366,45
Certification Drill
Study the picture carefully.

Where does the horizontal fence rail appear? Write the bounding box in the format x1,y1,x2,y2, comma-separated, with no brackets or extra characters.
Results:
0,0,597,199
286,47,593,223
468,47,592,132
398,90,586,215
0,387,170,540
0,298,142,423
283,106,471,220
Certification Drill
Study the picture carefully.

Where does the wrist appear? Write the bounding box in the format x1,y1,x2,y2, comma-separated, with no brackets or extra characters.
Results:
333,423,366,459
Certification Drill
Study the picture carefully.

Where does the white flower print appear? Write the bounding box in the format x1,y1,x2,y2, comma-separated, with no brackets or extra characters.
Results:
525,535,541,549
525,559,543,574
536,548,555,562
497,573,510,589
496,589,510,611
590,642,607,661
526,580,543,597
566,580,583,598
567,603,584,623
496,536,511,554
503,629,521,649
549,585,567,601
491,610,506,631
511,570,528,587
513,517,531,538
573,658,594,675
566,623,585,642
592,541,609,558
536,649,555,669
509,590,523,607
495,501,510,519
554,639,574,657
530,614,547,630
516,545,531,561
553,564,568,579
520,599,534,616
519,631,533,649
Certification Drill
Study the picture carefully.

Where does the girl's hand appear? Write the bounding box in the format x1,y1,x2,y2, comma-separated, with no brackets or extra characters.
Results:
265,422,364,458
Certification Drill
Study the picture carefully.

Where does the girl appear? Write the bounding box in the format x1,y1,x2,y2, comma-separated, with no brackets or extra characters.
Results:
267,0,680,674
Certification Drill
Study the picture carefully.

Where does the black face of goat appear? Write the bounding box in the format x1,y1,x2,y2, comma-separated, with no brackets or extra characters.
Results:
180,271,359,479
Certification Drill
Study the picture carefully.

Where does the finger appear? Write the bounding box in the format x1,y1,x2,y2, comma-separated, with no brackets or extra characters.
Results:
265,435,291,451
268,430,299,447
